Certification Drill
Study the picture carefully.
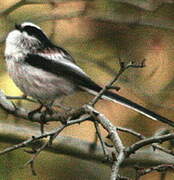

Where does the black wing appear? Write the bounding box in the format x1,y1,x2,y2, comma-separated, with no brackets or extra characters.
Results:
25,53,102,92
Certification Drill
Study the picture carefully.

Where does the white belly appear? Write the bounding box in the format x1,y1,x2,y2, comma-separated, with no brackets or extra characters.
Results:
6,60,76,103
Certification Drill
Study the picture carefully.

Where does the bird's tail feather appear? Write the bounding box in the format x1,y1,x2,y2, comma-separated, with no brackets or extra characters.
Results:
81,86,174,127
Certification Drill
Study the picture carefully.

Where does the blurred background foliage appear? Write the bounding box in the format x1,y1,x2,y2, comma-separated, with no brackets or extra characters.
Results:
0,0,174,179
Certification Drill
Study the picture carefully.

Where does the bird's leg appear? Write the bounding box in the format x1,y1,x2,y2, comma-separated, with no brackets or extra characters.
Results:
28,104,44,120
40,102,54,134
40,111,46,134
22,94,27,98
28,101,54,134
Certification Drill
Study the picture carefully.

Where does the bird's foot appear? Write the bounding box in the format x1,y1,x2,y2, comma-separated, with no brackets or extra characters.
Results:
45,106,54,116
28,104,54,134
28,105,43,120
39,106,54,134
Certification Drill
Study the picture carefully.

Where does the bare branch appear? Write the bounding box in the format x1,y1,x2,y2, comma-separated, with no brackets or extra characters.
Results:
0,0,25,16
90,60,145,106
6,95,36,103
0,90,87,123
84,105,126,179
0,123,174,166
0,115,89,155
0,0,88,16
85,105,124,152
24,141,49,175
93,121,109,159
112,0,174,11
126,133,174,157
135,164,174,179
117,127,174,156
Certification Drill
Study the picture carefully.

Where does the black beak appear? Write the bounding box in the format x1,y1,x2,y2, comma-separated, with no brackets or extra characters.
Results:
15,24,22,31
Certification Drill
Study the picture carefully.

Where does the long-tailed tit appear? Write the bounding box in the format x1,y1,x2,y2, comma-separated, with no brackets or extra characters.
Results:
4,22,174,126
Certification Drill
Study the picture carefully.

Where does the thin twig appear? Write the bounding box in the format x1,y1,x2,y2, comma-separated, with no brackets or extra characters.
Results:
90,59,145,106
0,0,85,16
117,126,174,156
0,122,174,166
6,95,36,103
136,164,174,179
93,121,109,159
126,133,174,157
85,105,124,152
24,141,49,175
0,116,88,155
117,126,145,139
84,105,125,179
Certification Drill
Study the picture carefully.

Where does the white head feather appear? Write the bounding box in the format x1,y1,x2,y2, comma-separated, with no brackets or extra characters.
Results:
5,22,41,58
21,22,41,30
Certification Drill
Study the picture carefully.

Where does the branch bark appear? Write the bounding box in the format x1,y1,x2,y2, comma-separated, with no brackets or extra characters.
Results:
0,122,174,167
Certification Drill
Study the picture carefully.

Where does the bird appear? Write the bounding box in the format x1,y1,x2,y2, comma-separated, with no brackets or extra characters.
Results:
4,22,174,127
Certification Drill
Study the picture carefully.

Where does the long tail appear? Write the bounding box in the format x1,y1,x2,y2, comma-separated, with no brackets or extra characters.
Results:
81,86,174,127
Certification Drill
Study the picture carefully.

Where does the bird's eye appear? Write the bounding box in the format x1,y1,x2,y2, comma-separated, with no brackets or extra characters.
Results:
15,24,23,32
23,26,35,36
22,26,48,42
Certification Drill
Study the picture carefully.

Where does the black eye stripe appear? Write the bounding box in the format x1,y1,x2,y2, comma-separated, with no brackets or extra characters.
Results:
23,26,46,40
22,25,53,48
23,26,42,35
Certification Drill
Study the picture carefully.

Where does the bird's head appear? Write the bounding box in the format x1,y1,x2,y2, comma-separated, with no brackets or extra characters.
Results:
5,22,52,56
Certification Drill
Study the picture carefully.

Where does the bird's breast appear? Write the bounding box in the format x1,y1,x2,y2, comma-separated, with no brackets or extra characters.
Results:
6,59,76,103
